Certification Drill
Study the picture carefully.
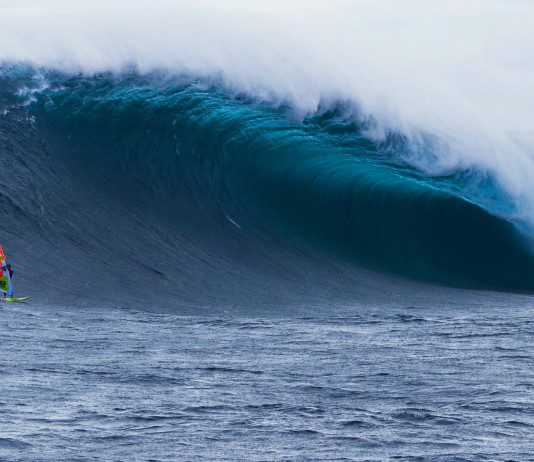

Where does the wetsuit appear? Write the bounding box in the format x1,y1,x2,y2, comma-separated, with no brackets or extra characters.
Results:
1,265,13,298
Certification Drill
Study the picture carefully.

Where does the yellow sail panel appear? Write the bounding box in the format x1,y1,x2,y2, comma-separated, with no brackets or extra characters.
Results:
0,276,8,294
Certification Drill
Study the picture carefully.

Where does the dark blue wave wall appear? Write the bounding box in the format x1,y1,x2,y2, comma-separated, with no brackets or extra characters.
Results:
4,69,534,292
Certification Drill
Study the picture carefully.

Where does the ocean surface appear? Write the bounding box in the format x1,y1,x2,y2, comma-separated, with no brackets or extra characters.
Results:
1,299,533,461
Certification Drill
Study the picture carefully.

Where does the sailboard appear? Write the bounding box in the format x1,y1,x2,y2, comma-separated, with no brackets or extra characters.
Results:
2,297,30,303
0,244,28,302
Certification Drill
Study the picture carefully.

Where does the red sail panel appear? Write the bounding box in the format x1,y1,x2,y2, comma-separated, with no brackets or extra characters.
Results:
0,245,5,276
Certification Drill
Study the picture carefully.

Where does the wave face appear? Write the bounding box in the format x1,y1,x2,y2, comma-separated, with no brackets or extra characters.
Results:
0,66,532,300
0,2,534,300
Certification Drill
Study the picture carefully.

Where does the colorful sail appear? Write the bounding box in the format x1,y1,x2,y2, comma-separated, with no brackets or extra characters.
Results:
0,245,12,296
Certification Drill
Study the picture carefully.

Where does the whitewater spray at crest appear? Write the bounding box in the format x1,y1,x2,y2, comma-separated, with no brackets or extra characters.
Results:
1,0,534,233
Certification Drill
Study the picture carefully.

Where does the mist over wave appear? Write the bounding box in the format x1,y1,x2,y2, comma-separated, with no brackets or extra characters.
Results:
1,0,534,230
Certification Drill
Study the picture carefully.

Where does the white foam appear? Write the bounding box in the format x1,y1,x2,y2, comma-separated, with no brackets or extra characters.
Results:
1,0,534,229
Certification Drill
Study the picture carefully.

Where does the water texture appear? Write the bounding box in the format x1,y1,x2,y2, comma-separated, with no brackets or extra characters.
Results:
1,301,533,461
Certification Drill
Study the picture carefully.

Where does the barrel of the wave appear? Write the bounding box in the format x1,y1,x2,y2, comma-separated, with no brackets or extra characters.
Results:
0,245,28,303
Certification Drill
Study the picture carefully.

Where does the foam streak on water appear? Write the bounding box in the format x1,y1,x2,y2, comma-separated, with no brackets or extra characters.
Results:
1,302,532,461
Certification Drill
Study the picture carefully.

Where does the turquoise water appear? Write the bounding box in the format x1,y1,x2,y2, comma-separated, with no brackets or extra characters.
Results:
29,71,534,290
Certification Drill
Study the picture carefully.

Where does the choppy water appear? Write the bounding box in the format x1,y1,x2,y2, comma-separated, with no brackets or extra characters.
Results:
1,301,532,461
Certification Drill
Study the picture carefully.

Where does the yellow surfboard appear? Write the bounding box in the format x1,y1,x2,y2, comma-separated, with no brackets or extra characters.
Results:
2,297,29,302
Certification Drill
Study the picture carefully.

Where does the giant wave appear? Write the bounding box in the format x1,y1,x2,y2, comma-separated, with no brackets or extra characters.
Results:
0,1,533,305
0,68,532,301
